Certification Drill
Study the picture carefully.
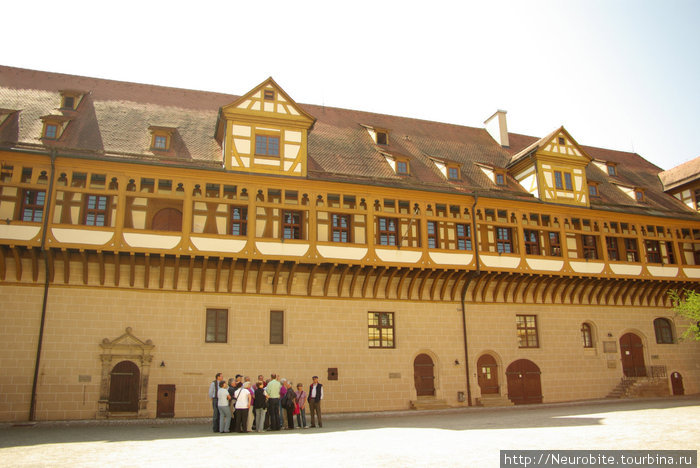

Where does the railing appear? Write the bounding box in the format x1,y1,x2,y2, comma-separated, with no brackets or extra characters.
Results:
623,365,667,379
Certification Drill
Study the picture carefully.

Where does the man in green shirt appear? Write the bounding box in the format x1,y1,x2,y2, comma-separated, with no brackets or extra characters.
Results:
265,374,282,430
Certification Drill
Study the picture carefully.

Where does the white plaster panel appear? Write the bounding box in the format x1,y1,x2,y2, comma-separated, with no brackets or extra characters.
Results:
294,166,301,174
53,228,114,245
264,102,274,113
429,252,473,266
681,189,691,198
317,245,368,260
284,144,300,159
256,241,309,257
238,100,251,109
240,157,250,168
609,264,643,276
479,255,521,269
288,106,299,116
254,91,262,98
375,249,422,263
191,237,246,253
275,104,287,114
0,225,41,241
683,267,700,279
515,165,536,179
255,158,280,166
542,164,551,170
569,261,605,274
123,233,181,249
285,130,302,143
646,266,679,277
526,258,564,271
251,102,261,111
284,161,293,171
478,166,495,183
234,139,251,155
232,125,251,136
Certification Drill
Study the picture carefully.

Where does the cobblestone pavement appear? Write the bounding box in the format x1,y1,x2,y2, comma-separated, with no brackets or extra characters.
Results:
1,397,698,468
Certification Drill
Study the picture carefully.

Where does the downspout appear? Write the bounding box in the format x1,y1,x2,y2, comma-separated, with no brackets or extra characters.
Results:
29,149,56,421
459,194,481,406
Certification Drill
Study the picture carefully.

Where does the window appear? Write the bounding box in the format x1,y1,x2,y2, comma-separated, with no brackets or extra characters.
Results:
205,308,228,343
554,171,563,189
588,183,599,197
378,217,397,246
282,210,302,239
516,315,539,348
548,232,562,256
263,89,275,100
607,164,617,176
427,221,438,248
496,227,513,253
83,194,109,226
564,173,573,191
645,240,661,263
331,213,351,243
21,189,46,222
495,173,505,185
62,96,75,110
396,160,408,175
448,166,459,180
44,123,58,139
153,135,167,150
368,312,394,348
524,229,540,255
456,224,472,250
376,131,388,145
581,323,593,348
230,206,248,236
582,235,598,259
554,171,572,190
606,237,619,261
270,310,284,344
635,190,644,202
558,136,565,145
654,318,674,344
255,134,280,156
624,238,639,262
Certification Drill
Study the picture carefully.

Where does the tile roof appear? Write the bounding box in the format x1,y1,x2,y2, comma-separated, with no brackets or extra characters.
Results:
0,65,697,219
658,156,700,191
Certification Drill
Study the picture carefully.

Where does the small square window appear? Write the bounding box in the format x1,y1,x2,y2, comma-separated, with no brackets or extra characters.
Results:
44,124,58,139
264,89,275,100
376,132,388,145
607,164,617,176
396,161,408,174
62,96,75,109
558,137,565,145
154,135,167,150
495,173,505,185
635,190,644,201
255,135,280,156
448,167,459,180
588,184,599,197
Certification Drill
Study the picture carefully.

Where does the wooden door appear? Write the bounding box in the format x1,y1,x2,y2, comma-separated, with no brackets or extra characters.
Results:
620,333,646,377
477,354,499,395
108,360,140,412
413,353,435,396
506,359,542,405
671,372,684,396
152,208,182,232
157,384,176,418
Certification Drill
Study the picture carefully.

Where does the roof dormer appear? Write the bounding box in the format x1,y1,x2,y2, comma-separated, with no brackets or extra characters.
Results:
148,126,176,152
361,125,391,146
217,77,315,177
40,114,71,141
381,151,410,176
430,157,461,181
59,90,85,111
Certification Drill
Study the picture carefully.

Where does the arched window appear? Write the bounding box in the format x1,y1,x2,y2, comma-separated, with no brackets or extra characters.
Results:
581,323,593,348
654,318,674,344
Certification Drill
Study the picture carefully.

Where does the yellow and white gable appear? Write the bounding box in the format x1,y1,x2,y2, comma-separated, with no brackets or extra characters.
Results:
217,78,315,177
508,127,592,208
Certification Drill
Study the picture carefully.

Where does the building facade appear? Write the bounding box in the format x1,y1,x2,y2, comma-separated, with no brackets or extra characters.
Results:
0,66,699,422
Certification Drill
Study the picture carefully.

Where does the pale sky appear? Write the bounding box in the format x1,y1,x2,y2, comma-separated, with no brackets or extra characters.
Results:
3,0,698,170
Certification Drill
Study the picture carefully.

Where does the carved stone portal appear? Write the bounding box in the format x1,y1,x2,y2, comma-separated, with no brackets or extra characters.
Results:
98,327,155,419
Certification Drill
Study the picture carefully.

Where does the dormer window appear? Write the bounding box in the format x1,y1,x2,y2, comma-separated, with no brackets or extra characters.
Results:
588,182,599,197
396,160,409,175
376,131,388,145
495,172,506,185
154,135,167,150
62,96,75,110
40,115,70,140
255,134,280,157
607,164,617,176
635,189,645,202
149,126,175,152
448,166,460,180
44,123,58,139
59,90,84,110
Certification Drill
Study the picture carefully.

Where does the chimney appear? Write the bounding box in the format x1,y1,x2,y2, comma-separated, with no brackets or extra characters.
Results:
484,110,509,147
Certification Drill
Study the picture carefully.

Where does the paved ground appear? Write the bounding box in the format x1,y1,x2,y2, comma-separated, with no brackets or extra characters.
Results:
1,397,698,467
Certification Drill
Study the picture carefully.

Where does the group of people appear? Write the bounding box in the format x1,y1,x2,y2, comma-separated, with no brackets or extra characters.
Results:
208,373,324,434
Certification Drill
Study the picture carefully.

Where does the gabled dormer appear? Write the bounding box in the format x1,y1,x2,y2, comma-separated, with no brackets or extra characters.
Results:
361,124,391,146
40,114,71,141
507,126,592,207
216,78,315,177
429,156,461,181
59,90,86,111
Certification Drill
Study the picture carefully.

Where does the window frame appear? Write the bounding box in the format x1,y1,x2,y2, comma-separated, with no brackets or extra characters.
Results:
582,234,598,260
645,239,662,263
83,194,110,227
516,314,539,348
255,134,281,157
269,310,284,345
282,210,303,240
205,308,228,343
624,238,639,262
377,217,398,246
496,227,513,254
427,220,438,249
606,236,620,261
547,231,562,257
368,311,395,349
653,317,674,344
581,323,593,348
20,189,46,223
607,164,617,176
523,229,541,255
230,205,248,236
456,223,472,251
43,123,58,139
447,166,460,180
331,213,351,243
588,183,599,197
395,160,409,175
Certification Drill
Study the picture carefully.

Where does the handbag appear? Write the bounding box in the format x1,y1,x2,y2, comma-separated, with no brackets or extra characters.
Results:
293,401,300,415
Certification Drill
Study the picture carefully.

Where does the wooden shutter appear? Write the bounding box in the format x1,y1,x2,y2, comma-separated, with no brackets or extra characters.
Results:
270,310,284,344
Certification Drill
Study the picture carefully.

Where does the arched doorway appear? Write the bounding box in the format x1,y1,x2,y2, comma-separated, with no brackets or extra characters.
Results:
152,207,182,231
620,333,646,377
477,354,499,395
108,360,140,412
671,372,684,396
413,353,435,396
506,359,542,405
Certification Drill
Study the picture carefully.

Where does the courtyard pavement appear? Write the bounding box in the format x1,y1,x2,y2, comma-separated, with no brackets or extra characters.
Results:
1,396,698,467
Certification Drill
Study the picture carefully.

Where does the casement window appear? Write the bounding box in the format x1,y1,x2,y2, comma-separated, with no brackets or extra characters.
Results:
582,234,598,259
255,134,280,156
516,315,539,348
368,312,395,349
205,308,228,343
62,96,75,109
230,206,248,236
282,210,303,240
427,221,438,248
270,310,284,344
448,166,460,180
396,160,409,175
377,217,397,246
523,229,540,255
21,189,46,222
496,227,513,253
581,323,593,348
83,194,110,227
635,190,644,202
456,223,472,251
153,135,167,150
44,123,58,139
331,213,351,243
588,183,599,197
376,131,388,145
547,232,562,256
554,171,573,190
607,164,617,176
624,238,639,262
495,173,505,185
606,237,620,261
645,240,661,263
653,318,674,344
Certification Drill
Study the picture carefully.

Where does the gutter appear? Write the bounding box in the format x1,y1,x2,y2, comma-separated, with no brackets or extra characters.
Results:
459,194,481,406
29,149,56,421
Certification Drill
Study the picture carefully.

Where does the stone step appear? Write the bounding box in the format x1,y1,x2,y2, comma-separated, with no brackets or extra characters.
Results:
477,395,515,407
410,398,450,410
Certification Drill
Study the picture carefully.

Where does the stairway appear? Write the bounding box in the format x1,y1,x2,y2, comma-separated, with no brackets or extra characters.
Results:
606,377,669,399
410,397,450,410
476,394,515,407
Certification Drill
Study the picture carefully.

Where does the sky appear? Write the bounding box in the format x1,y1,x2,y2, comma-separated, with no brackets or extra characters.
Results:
2,0,698,170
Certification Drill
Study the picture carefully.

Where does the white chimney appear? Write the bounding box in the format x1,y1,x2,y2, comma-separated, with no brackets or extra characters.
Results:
484,110,509,147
